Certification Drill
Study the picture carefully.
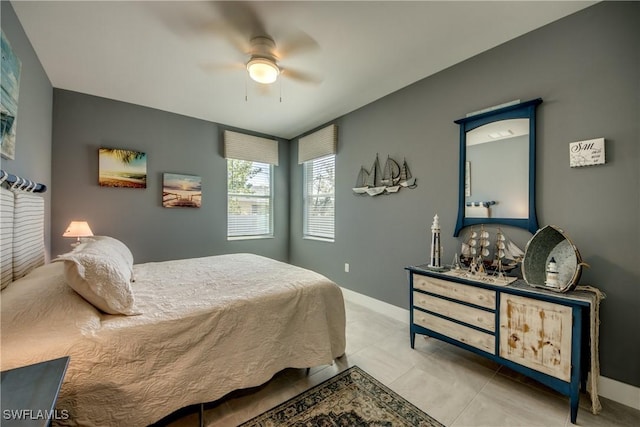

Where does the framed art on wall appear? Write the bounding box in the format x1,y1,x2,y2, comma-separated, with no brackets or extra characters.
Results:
1,31,22,160
99,148,147,188
162,173,202,208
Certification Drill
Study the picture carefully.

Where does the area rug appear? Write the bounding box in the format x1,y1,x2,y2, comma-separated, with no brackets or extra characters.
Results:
240,366,444,426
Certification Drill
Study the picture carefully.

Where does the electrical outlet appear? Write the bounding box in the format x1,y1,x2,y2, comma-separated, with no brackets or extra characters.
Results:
344,263,350,273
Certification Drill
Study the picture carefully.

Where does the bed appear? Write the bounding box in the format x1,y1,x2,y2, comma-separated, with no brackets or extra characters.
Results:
0,184,346,426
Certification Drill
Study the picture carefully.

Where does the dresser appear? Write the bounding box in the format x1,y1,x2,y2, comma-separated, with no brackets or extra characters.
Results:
406,266,600,424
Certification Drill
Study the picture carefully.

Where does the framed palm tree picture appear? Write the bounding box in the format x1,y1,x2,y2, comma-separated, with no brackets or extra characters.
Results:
99,148,147,188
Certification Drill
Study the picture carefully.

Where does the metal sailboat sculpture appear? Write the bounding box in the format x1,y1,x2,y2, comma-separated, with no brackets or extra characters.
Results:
352,167,370,194
399,158,417,188
365,154,386,196
353,154,417,196
382,156,401,193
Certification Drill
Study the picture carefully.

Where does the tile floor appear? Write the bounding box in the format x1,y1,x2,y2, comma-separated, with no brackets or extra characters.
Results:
162,299,640,427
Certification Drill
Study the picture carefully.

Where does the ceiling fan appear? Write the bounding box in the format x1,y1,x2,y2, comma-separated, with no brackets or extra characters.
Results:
153,1,322,90
210,1,323,86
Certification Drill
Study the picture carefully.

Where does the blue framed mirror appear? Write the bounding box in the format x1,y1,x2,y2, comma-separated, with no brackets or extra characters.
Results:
454,98,542,236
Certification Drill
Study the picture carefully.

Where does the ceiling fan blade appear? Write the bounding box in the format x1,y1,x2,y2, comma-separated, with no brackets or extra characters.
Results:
281,68,324,85
203,21,253,54
276,29,321,59
212,1,268,40
147,2,211,38
199,62,245,74
148,2,252,54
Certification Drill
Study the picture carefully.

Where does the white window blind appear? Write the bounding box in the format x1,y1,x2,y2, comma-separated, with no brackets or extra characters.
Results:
227,159,273,239
225,130,277,239
304,154,335,241
224,130,279,165
298,124,337,164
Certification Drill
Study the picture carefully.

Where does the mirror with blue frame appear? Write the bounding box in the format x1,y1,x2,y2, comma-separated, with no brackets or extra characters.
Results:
454,98,542,237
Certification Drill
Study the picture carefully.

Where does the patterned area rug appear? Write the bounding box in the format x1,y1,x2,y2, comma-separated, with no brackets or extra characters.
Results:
240,366,444,426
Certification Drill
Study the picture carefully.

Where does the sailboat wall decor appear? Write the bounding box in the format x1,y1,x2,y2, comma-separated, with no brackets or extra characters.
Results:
352,154,417,196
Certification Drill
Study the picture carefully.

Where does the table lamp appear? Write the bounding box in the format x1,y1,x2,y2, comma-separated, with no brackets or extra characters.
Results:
63,221,94,246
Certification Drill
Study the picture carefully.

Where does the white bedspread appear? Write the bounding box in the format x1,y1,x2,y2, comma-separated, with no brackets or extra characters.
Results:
1,253,346,426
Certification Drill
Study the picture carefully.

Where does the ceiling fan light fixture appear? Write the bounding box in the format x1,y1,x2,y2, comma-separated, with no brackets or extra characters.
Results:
247,58,280,84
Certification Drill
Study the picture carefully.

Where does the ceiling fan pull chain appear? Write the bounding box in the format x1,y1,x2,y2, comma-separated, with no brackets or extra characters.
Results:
279,79,283,103
245,74,248,102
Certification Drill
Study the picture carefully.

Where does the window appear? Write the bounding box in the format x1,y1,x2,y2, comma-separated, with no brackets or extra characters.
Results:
304,154,335,241
298,124,337,242
224,130,278,240
227,159,273,238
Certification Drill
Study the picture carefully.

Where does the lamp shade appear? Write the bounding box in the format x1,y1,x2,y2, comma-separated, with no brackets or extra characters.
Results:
63,221,94,238
247,58,279,84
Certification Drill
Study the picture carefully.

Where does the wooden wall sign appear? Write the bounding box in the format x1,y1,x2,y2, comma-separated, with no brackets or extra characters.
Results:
569,138,605,167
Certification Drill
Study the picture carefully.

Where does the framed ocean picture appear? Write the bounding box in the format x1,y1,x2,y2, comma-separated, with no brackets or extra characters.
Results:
162,173,202,208
99,148,147,188
1,31,22,160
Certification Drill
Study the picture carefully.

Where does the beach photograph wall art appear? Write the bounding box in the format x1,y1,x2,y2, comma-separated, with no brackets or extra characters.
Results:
99,148,147,188
1,31,22,160
162,173,202,208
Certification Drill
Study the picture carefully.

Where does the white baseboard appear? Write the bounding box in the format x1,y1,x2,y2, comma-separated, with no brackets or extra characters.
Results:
340,286,640,411
340,286,409,325
597,375,640,410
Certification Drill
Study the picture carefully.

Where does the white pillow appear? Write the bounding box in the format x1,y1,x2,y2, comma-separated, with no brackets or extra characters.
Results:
57,238,139,315
82,236,135,279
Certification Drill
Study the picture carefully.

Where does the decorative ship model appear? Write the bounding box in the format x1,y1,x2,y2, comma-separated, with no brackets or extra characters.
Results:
352,154,417,196
459,226,524,283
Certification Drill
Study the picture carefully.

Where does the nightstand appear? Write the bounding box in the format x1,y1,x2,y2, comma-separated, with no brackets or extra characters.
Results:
1,357,70,427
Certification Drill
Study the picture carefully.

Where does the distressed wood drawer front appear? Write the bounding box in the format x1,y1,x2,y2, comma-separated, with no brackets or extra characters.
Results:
413,274,496,310
413,291,495,332
413,309,495,354
499,294,572,382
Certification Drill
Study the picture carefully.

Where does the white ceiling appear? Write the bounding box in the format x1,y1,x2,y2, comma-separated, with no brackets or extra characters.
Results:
11,1,595,139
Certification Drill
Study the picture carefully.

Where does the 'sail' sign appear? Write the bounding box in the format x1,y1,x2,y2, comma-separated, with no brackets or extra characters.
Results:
569,138,605,168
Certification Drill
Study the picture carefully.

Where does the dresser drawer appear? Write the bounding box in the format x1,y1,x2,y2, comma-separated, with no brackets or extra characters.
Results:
413,291,495,332
413,309,495,353
412,274,496,310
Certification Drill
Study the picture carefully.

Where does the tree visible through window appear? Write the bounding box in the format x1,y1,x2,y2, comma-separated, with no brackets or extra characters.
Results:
304,154,335,241
227,159,273,238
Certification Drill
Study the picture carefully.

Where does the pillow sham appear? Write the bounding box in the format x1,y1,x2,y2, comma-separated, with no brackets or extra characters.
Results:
82,235,135,278
57,238,139,315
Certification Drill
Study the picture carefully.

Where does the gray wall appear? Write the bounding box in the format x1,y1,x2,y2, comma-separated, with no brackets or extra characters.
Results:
289,2,640,387
51,90,289,263
0,2,52,259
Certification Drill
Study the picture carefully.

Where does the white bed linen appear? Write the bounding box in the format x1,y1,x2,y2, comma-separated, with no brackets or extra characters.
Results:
1,253,346,427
